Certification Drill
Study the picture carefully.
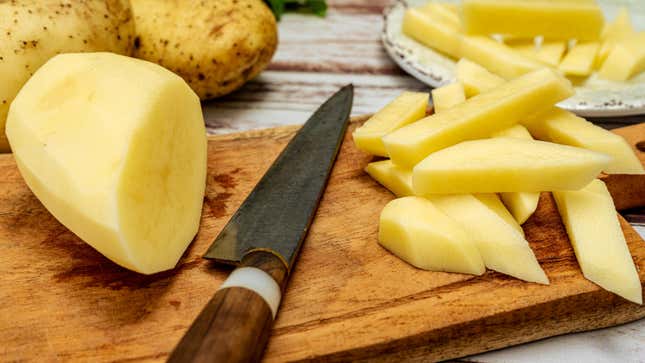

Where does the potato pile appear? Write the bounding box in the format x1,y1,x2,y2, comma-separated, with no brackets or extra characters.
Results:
403,1,645,82
353,65,644,304
0,0,278,152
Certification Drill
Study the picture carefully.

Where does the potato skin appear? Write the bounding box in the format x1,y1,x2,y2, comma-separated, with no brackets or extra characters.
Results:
131,0,278,100
0,0,135,152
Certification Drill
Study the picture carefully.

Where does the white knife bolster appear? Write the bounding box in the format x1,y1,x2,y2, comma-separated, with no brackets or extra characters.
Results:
218,267,282,318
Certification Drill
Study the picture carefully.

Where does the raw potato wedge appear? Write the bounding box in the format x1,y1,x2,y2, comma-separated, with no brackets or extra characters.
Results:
431,83,466,113
365,160,414,197
6,53,207,274
379,197,485,275
353,91,428,157
501,188,541,224
460,36,543,79
559,42,600,77
383,68,573,168
131,0,277,99
413,138,611,194
429,194,548,284
524,108,644,174
455,58,504,97
0,0,135,152
462,0,604,41
492,125,541,224
474,194,524,236
553,180,642,304
598,32,645,81
402,6,463,58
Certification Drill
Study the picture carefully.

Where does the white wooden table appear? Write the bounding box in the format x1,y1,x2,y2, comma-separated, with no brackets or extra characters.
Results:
202,2,645,362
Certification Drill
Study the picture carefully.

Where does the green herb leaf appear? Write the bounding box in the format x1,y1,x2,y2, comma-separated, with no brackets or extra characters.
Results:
265,0,327,20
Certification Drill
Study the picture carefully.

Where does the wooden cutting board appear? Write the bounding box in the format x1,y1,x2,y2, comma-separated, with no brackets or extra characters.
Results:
1,119,644,362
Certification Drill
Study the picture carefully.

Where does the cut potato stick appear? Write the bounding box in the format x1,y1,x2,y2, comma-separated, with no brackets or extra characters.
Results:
553,180,642,304
598,7,635,68
352,91,428,157
457,60,642,174
365,159,414,197
535,41,568,67
506,39,566,67
524,108,644,174
458,61,642,174
598,32,645,81
462,0,604,41
431,83,540,225
412,138,610,194
431,82,466,113
417,2,461,29
491,124,532,139
559,42,600,77
402,7,462,59
383,68,573,168
460,36,543,79
429,194,548,284
506,38,538,59
491,125,541,224
475,194,525,236
456,58,505,97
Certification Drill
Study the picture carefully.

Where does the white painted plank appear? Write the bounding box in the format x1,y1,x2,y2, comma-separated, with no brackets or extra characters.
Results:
269,11,397,74
465,318,645,363
203,70,427,134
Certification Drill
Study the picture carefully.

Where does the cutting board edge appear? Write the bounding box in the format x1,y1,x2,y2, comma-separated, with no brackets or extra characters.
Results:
325,288,645,363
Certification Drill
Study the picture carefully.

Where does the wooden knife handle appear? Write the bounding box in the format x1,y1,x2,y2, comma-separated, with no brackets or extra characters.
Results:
168,251,288,363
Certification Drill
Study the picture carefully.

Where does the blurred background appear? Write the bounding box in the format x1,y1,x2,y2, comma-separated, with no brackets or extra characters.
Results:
203,0,427,134
204,0,644,134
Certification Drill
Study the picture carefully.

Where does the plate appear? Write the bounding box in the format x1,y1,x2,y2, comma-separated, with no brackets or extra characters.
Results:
382,0,645,117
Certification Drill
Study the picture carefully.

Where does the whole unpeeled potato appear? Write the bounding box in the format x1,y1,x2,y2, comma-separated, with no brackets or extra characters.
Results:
0,0,135,152
131,0,278,100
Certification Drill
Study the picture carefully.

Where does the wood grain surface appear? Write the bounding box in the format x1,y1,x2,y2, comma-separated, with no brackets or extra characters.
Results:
1,119,644,362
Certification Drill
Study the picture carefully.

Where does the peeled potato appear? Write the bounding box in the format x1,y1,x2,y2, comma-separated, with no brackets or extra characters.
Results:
383,68,573,168
0,0,135,152
553,180,642,304
379,196,485,275
131,0,278,100
6,53,207,274
413,138,611,194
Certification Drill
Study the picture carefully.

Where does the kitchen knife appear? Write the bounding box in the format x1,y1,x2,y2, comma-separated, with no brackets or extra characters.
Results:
168,85,354,363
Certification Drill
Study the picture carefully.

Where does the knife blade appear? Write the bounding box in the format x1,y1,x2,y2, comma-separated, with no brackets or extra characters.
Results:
168,85,354,363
